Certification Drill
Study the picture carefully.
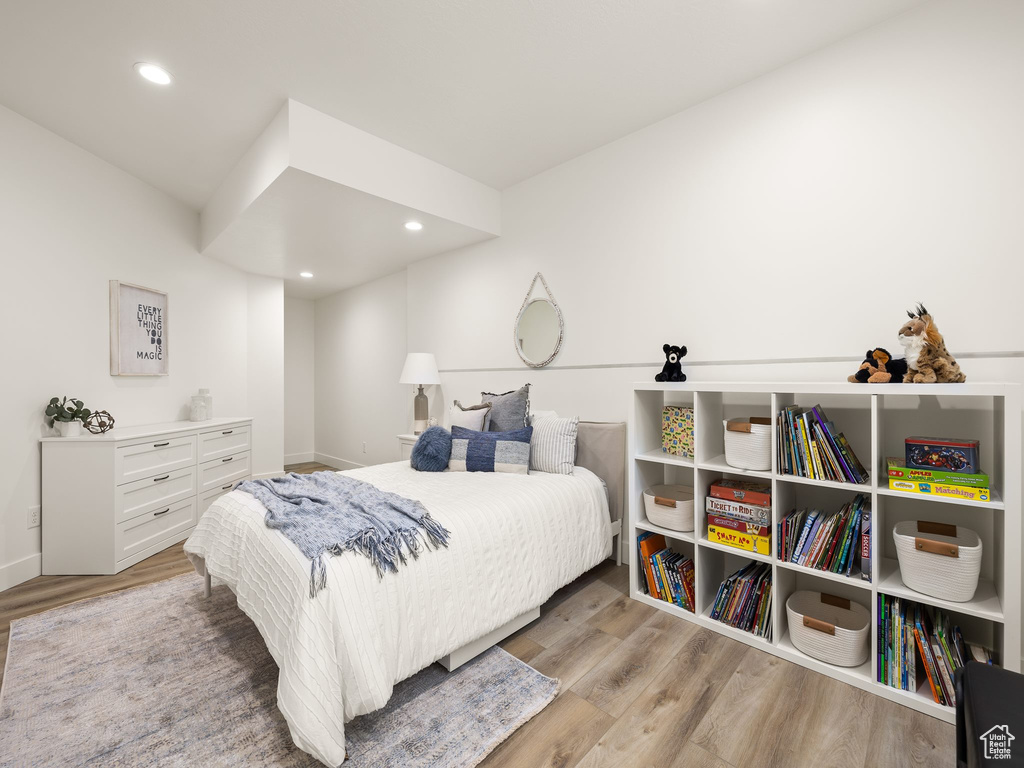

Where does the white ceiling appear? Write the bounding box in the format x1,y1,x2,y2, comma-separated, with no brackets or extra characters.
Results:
205,167,496,299
0,0,929,210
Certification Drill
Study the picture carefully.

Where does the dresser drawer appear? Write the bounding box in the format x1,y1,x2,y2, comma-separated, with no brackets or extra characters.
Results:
198,452,251,493
198,479,245,518
115,466,196,524
115,497,197,562
115,436,197,485
199,425,251,462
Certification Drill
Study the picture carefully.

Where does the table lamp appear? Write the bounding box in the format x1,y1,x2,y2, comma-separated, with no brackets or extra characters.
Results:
399,353,441,434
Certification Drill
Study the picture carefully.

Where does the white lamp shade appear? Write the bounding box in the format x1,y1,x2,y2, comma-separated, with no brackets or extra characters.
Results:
399,352,441,385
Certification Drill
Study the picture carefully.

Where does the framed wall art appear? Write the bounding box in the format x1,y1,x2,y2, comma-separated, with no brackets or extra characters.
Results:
109,281,168,376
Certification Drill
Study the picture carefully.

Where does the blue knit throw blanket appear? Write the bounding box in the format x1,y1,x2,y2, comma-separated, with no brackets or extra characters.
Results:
237,472,450,597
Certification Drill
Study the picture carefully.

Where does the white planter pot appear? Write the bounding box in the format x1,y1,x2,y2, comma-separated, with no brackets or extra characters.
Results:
55,420,82,438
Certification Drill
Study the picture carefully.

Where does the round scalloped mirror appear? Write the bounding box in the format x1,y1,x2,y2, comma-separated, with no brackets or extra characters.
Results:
514,273,563,368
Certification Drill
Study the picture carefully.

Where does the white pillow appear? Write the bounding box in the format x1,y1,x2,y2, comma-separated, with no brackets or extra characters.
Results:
530,415,579,475
450,400,491,431
529,410,559,425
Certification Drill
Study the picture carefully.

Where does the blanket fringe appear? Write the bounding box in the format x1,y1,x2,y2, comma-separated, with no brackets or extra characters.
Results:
307,515,451,597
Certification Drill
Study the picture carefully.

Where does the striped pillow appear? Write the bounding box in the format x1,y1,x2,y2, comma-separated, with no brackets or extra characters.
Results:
529,415,579,475
449,426,533,474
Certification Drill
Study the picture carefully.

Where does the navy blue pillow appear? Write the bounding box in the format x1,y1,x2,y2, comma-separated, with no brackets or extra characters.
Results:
449,425,533,474
410,426,452,472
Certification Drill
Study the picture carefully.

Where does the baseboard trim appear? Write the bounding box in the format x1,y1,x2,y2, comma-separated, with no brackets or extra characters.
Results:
314,452,365,471
284,452,314,465
0,553,41,592
253,470,287,480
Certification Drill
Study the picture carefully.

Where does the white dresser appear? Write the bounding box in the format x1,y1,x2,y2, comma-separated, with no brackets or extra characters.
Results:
41,417,252,575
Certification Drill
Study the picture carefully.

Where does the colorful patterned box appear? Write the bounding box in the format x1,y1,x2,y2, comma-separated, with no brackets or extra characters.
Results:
662,406,694,459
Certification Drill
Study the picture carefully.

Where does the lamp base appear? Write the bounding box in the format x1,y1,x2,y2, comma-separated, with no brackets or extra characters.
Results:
413,385,429,435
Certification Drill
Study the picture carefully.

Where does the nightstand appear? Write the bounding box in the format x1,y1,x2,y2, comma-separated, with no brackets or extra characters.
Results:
397,433,418,460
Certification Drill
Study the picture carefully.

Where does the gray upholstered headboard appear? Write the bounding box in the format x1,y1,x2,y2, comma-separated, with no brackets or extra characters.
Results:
576,421,626,527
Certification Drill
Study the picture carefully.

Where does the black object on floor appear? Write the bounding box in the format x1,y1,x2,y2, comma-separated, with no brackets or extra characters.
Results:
956,661,1024,767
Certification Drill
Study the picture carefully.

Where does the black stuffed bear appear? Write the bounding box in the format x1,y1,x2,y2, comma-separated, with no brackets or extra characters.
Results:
655,344,687,382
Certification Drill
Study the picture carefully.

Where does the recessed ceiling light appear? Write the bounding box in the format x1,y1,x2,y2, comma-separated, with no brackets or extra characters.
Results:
300,272,314,278
404,221,423,231
134,62,172,85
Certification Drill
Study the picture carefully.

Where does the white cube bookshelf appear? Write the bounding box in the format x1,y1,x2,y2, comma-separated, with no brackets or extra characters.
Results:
627,381,1021,723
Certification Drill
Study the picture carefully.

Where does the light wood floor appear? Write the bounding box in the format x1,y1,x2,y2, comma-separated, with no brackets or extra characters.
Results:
0,461,954,768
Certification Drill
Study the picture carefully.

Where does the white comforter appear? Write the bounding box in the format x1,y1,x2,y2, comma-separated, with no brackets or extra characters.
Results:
183,461,611,766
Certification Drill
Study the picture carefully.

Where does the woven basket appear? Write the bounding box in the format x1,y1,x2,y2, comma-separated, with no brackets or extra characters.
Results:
893,520,982,603
787,591,870,667
723,417,772,471
643,485,694,532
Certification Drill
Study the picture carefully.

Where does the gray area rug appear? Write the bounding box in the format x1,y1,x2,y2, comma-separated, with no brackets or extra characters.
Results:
0,573,558,767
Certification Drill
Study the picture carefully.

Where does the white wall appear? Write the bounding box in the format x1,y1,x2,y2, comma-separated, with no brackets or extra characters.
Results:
284,296,315,463
313,0,1024,653
314,271,412,468
315,0,1024,448
408,0,1024,386
0,104,283,589
246,274,285,478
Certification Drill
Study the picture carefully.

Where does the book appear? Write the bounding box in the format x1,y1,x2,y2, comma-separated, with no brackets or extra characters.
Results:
780,497,868,576
680,558,696,611
650,549,668,601
798,416,815,479
707,524,771,555
878,598,976,706
637,533,666,597
888,478,991,503
860,507,871,581
653,549,671,602
914,622,942,703
968,643,993,664
792,510,819,563
709,479,771,507
835,433,869,482
886,457,989,487
777,405,868,484
644,546,695,612
704,496,771,526
797,514,825,566
812,406,858,482
711,563,771,639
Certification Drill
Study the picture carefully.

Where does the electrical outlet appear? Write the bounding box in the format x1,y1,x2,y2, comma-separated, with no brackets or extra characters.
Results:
27,506,40,529
362,442,367,454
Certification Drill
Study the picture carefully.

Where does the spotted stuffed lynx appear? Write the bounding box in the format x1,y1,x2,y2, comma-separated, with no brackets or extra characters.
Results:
897,304,966,383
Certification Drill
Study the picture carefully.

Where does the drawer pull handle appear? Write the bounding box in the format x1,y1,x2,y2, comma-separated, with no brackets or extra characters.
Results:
222,484,233,490
154,508,170,516
222,457,233,463
222,430,233,435
153,475,170,482
153,442,170,448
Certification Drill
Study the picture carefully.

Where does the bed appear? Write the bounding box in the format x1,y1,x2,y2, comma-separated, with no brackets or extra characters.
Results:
183,421,624,767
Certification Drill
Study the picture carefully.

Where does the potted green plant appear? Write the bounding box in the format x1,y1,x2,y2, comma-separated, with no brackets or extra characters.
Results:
45,396,91,437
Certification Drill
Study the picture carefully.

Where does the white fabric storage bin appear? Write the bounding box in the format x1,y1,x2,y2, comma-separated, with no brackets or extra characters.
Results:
893,520,982,603
786,591,870,667
642,485,694,532
723,417,772,471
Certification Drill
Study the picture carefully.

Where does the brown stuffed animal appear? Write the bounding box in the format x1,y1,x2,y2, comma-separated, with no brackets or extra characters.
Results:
848,348,909,384
897,304,966,383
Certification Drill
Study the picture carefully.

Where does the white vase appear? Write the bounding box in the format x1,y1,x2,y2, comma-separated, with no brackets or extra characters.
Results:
199,388,213,419
56,420,82,438
190,395,208,422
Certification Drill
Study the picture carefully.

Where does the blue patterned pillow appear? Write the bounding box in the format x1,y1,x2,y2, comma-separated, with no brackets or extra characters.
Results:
449,426,533,474
410,426,452,472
